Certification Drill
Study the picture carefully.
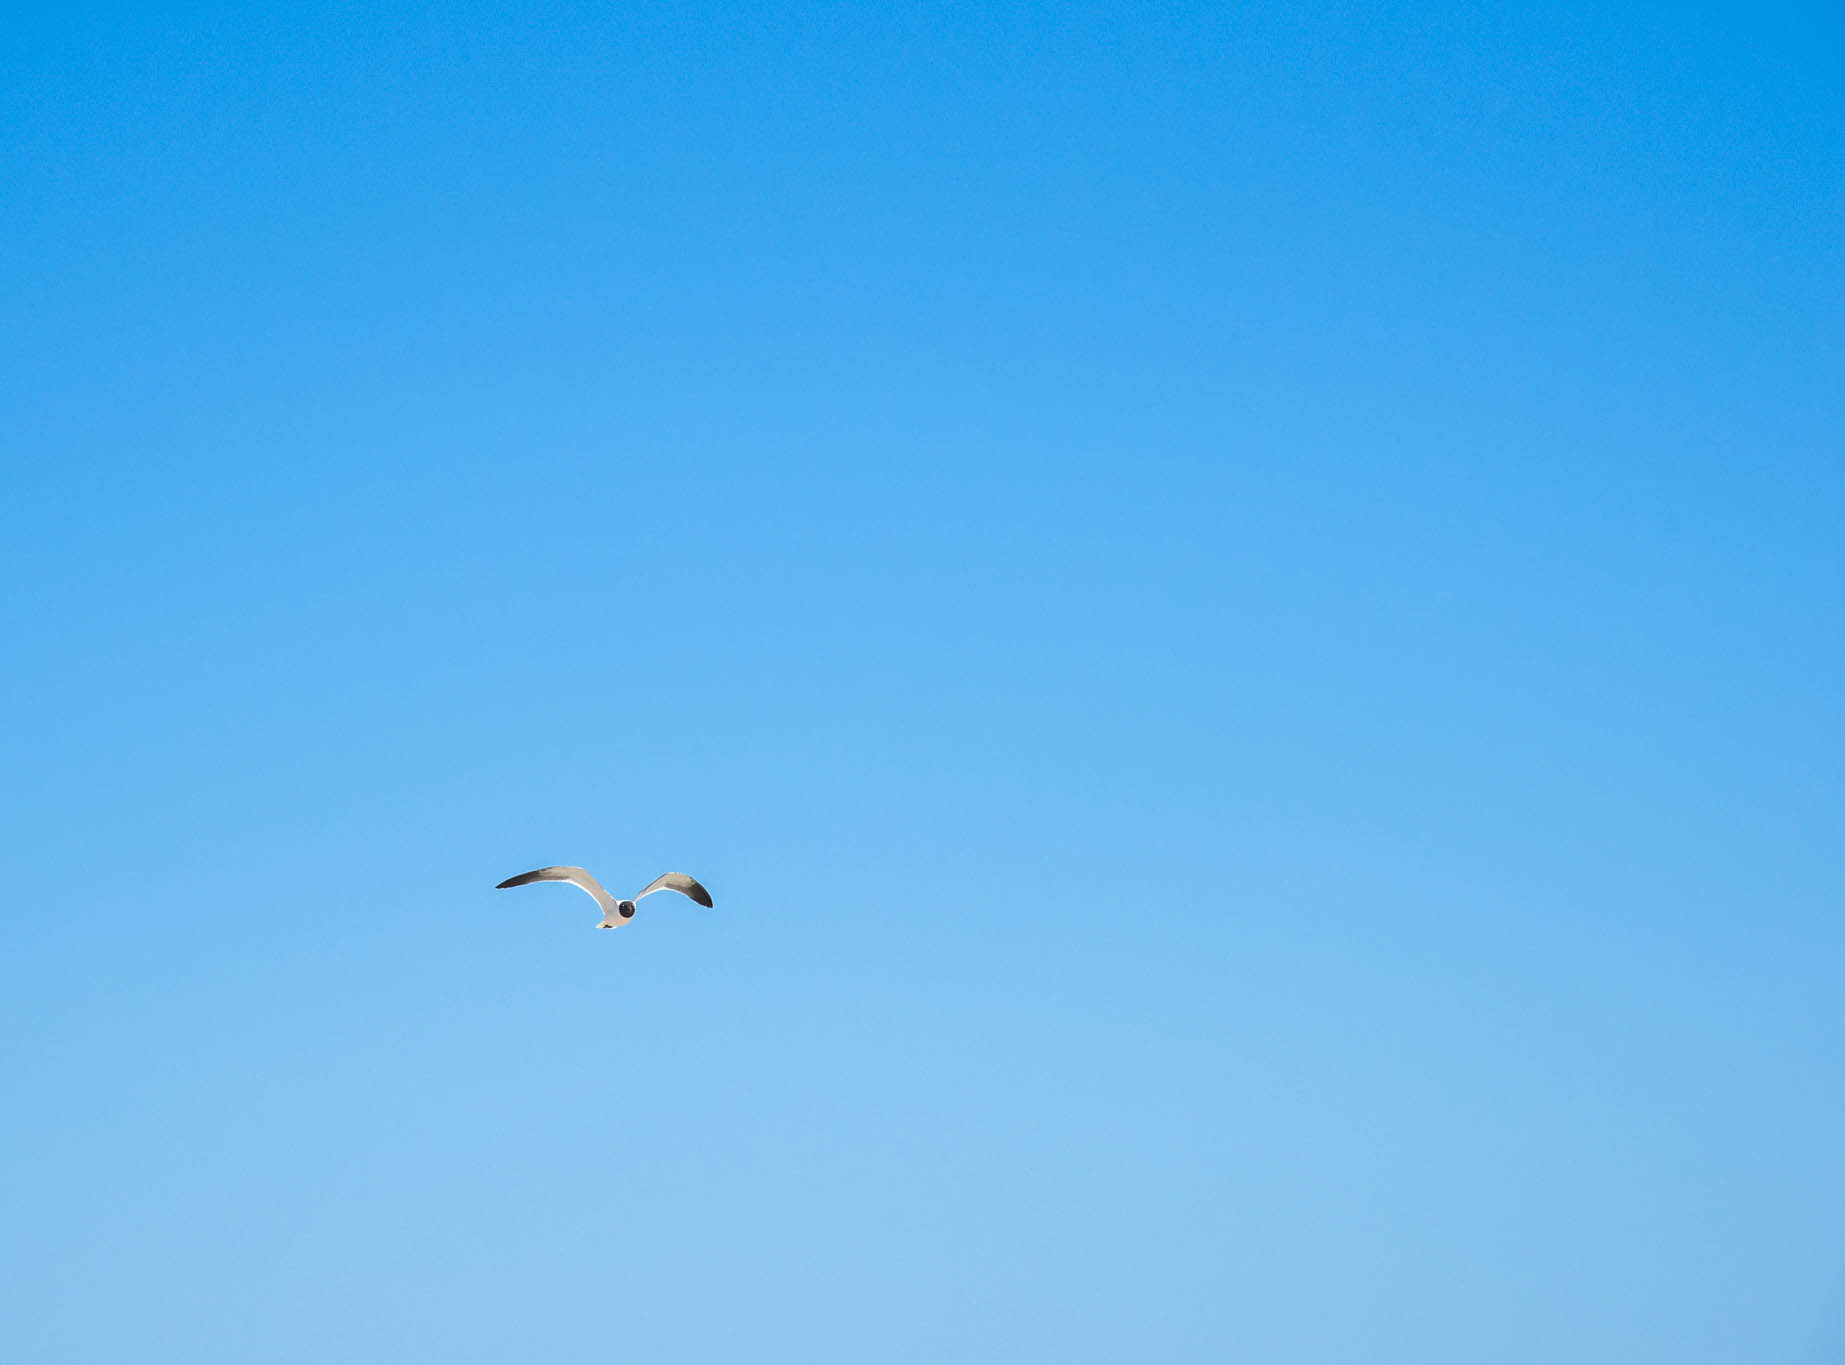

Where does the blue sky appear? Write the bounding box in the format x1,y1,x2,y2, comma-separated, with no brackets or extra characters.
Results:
3,3,1841,1361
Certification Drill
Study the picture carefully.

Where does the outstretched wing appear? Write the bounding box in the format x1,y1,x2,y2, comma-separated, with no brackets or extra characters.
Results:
495,866,617,913
634,872,714,908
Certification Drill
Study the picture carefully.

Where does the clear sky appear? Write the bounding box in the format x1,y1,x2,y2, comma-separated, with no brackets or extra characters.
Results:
3,3,1841,1361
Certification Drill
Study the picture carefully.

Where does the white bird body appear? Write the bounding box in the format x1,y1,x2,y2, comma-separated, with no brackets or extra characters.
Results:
495,864,714,929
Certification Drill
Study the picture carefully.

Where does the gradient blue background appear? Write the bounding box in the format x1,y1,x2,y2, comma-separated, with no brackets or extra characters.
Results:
3,3,1841,1360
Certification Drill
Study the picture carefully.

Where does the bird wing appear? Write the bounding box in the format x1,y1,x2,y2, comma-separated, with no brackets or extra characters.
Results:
634,872,714,908
495,866,617,913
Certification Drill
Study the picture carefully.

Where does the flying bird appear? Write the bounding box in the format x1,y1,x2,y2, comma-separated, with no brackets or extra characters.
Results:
495,865,714,929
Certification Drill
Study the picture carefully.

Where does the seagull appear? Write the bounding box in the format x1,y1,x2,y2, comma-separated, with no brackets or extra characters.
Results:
495,865,715,929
